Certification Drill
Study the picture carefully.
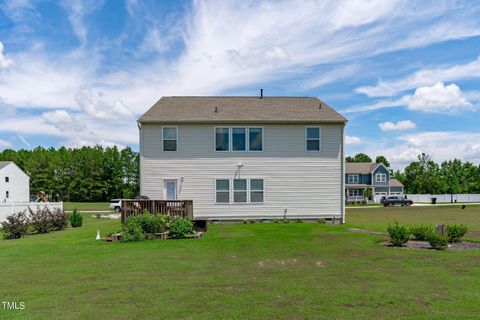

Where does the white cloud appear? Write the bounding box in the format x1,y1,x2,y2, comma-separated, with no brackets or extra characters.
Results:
17,134,30,147
0,42,13,68
0,139,11,148
379,120,416,131
42,110,85,131
62,137,126,149
366,131,480,168
408,82,474,113
342,95,410,113
356,56,480,97
75,89,134,121
345,135,362,145
301,64,360,90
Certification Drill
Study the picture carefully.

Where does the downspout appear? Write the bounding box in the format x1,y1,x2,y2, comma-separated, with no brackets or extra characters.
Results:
341,123,346,224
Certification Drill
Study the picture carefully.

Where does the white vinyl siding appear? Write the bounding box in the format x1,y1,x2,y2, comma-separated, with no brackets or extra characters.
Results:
375,173,387,183
162,127,177,152
306,127,321,151
0,163,30,203
347,174,359,183
141,123,343,219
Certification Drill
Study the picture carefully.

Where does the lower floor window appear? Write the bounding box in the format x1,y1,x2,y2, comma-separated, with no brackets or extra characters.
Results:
215,178,264,204
348,189,363,197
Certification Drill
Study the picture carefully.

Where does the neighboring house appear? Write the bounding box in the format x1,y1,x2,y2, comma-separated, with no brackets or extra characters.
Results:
345,162,404,202
138,96,347,221
0,161,30,203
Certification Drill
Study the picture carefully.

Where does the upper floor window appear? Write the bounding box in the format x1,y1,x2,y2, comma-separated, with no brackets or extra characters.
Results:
215,127,230,151
232,128,246,151
347,174,359,183
5,176,9,183
249,128,263,151
375,173,387,183
306,127,320,151
163,127,177,151
215,127,263,152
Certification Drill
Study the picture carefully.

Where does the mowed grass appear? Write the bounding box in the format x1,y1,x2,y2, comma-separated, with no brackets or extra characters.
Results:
0,208,480,319
63,202,110,211
347,205,480,239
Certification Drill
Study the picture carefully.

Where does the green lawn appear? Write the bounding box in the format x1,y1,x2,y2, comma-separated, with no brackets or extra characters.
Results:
1,208,480,319
63,202,110,211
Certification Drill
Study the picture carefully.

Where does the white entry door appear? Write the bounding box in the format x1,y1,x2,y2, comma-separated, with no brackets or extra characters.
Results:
164,180,177,200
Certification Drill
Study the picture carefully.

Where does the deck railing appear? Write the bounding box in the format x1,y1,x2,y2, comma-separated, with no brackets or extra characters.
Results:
121,200,193,223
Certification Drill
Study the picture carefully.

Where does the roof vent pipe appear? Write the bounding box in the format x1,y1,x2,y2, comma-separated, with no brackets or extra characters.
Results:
260,89,263,99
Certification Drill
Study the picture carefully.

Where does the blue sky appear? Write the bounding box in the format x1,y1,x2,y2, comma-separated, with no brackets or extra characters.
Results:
0,0,479,168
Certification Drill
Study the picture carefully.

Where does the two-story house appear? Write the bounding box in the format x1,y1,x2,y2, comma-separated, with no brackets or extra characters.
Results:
345,162,404,202
138,96,347,222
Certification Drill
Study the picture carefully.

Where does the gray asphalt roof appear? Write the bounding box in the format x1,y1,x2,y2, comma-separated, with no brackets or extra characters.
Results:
139,96,347,123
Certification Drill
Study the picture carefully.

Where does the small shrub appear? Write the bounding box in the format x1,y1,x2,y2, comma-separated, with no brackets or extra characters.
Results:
243,219,248,224
317,219,326,224
132,213,167,234
169,217,194,239
409,224,434,241
2,211,29,239
295,219,304,223
446,224,468,243
51,208,68,231
428,233,449,250
29,207,52,234
387,222,410,246
70,209,83,228
249,220,256,224
121,217,146,242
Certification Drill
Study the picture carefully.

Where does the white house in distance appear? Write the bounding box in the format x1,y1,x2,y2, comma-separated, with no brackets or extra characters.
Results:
0,161,30,203
138,96,347,222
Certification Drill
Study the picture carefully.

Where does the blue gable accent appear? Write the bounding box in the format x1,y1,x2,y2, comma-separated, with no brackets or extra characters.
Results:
372,165,389,186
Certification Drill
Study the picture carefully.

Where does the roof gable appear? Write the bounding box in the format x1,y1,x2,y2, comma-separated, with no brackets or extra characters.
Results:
139,96,347,123
345,162,389,174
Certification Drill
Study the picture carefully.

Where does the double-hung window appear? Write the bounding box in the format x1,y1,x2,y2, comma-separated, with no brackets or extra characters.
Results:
348,174,359,183
250,179,264,203
233,179,247,203
163,127,177,151
375,173,387,183
215,179,230,203
306,127,320,151
5,176,9,183
248,128,263,151
215,178,264,204
232,128,246,151
215,128,230,151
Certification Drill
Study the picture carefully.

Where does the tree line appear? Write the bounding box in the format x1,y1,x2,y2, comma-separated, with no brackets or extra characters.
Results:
347,153,480,194
0,146,139,202
1,146,479,202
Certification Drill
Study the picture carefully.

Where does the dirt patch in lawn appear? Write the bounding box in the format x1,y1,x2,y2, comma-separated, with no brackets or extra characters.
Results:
381,240,480,251
349,228,386,235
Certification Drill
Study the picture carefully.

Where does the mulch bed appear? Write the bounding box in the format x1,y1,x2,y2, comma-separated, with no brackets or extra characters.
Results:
381,240,480,251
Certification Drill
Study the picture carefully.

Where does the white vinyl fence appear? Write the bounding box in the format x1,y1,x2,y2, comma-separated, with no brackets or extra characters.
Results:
0,202,63,223
406,194,480,203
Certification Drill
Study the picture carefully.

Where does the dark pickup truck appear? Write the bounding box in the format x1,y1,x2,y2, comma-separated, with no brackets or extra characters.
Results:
381,196,413,207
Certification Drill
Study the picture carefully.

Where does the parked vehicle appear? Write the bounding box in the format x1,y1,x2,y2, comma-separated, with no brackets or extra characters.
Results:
109,199,122,212
381,196,413,207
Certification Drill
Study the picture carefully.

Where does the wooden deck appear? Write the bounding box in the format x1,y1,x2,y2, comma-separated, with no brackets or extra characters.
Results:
121,200,193,223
